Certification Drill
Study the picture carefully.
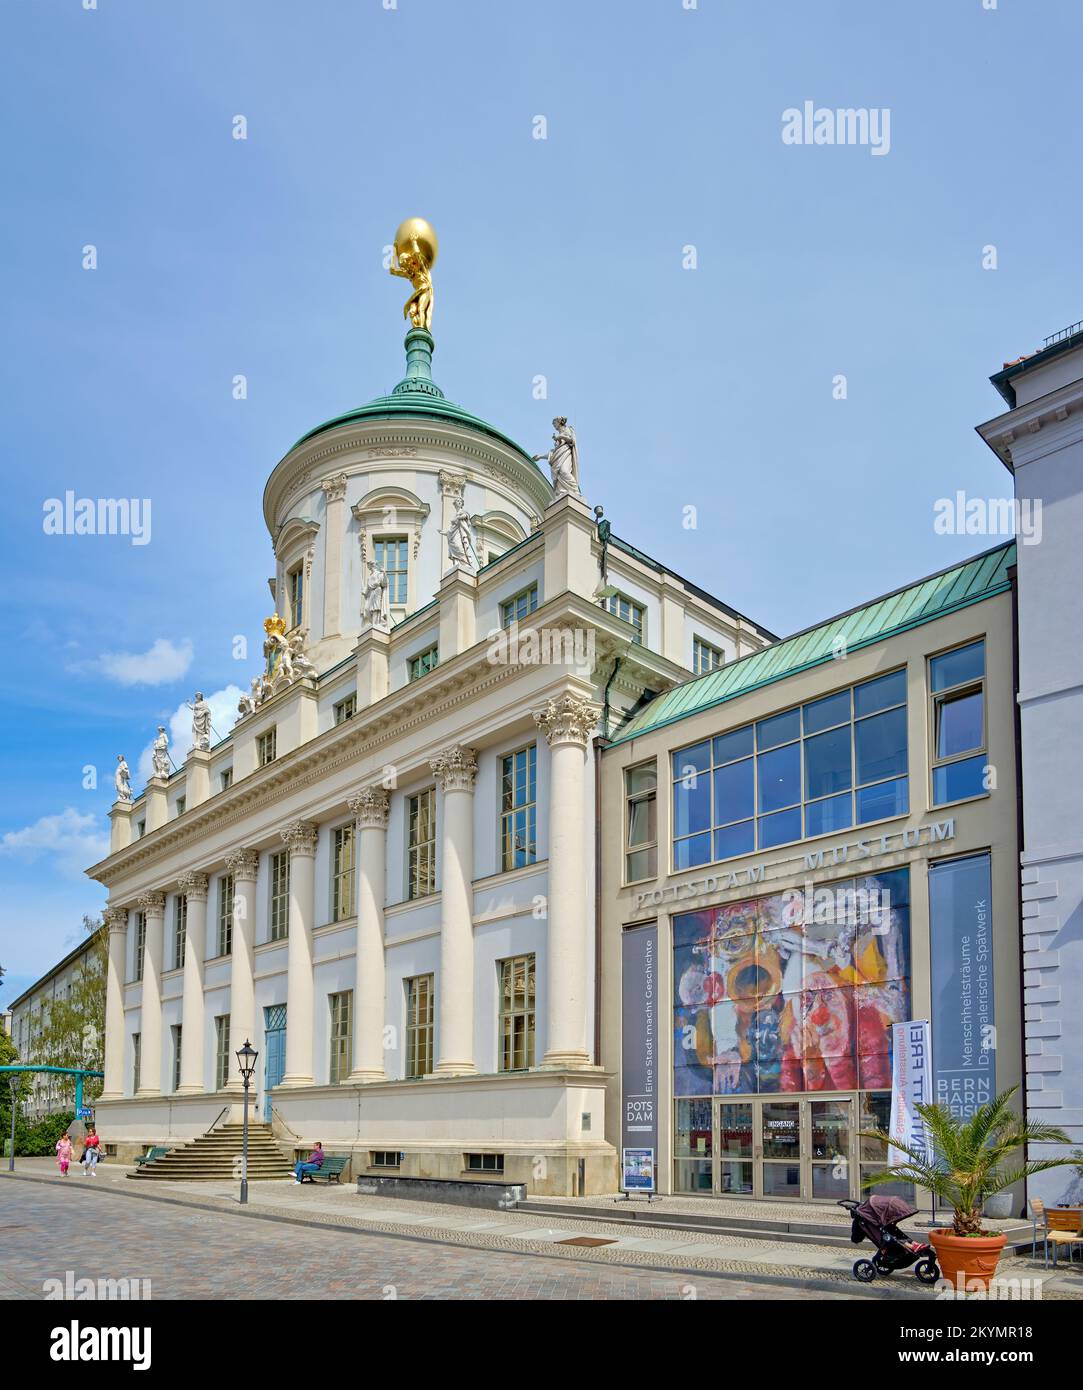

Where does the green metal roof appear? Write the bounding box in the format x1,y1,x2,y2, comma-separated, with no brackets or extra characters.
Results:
290,328,540,470
609,541,1016,746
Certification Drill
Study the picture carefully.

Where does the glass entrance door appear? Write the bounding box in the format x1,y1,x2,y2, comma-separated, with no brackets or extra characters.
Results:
704,1093,858,1201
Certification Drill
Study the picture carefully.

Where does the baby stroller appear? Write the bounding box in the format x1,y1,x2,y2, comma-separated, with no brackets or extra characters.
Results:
838,1196,941,1285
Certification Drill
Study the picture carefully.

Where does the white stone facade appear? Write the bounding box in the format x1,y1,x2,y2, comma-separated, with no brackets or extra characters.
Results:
89,346,772,1193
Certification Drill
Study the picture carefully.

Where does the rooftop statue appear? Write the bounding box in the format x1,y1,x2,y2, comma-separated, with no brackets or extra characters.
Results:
114,754,131,803
190,691,211,752
151,726,171,779
534,417,582,499
362,559,391,631
441,495,479,572
388,217,438,333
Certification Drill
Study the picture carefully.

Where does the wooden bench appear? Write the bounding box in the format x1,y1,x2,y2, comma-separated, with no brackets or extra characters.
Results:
299,1154,349,1184
134,1146,171,1167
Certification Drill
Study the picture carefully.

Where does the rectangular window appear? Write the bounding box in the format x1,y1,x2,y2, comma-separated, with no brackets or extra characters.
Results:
409,644,439,681
465,1152,504,1173
175,796,186,818
171,1025,182,1092
257,729,277,767
331,823,355,922
930,640,987,806
270,850,290,941
499,955,536,1071
603,591,645,644
405,975,434,1079
134,911,146,982
374,535,408,606
672,669,909,869
500,744,537,871
501,584,538,628
136,819,146,839
220,768,233,791
370,1150,402,1168
625,761,658,882
288,565,304,629
131,1034,141,1094
333,694,356,725
174,894,187,970
407,788,436,899
217,873,234,957
329,990,352,1084
214,1015,230,1091
693,636,725,675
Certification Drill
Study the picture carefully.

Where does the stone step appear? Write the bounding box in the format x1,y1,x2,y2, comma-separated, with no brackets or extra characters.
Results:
128,1121,294,1181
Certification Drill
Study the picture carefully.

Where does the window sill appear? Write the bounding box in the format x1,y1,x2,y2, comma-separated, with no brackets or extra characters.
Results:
931,790,990,811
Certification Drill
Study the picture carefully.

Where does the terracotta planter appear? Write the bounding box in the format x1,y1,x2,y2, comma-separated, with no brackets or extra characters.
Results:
929,1228,1007,1292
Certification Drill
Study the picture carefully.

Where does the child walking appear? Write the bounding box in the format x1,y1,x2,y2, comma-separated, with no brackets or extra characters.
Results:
55,1132,74,1176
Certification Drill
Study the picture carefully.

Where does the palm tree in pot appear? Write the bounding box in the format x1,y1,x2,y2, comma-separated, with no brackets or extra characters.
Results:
861,1086,1076,1290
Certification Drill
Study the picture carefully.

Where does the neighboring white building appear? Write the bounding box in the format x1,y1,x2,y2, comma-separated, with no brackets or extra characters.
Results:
89,320,773,1192
978,321,1083,1202
8,934,102,1121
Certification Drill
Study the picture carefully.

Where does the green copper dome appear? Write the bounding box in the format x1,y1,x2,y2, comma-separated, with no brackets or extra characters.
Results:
291,329,538,467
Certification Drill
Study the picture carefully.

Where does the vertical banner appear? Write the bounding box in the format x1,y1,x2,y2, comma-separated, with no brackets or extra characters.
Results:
621,923,658,1193
928,853,996,1120
889,1019,932,1168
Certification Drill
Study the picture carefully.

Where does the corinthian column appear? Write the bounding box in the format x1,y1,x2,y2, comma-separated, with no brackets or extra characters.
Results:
176,873,208,1093
348,787,390,1082
101,907,128,1099
136,891,166,1095
430,745,478,1075
280,821,318,1087
226,849,260,1089
534,692,600,1069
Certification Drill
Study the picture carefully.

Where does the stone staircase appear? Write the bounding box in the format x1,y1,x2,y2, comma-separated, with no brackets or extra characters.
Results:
128,1122,294,1182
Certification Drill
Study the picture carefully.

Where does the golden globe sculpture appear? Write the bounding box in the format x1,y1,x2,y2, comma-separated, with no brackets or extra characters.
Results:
389,217,438,332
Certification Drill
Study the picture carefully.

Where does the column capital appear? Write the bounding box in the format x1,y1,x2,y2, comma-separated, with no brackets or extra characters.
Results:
224,847,260,882
320,471,348,502
137,891,166,918
104,906,128,935
430,744,478,793
348,786,390,829
533,692,601,749
280,819,319,857
176,871,209,901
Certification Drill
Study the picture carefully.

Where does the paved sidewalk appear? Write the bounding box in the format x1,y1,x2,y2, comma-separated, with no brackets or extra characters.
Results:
6,1159,1077,1296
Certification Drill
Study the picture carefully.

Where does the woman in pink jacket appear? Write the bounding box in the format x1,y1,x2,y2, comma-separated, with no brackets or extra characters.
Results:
55,1132,74,1175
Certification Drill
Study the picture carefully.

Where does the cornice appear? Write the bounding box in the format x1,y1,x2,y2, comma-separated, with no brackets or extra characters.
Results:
977,377,1083,469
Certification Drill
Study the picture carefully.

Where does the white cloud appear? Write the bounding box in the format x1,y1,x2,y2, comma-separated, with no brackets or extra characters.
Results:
0,807,110,878
97,638,194,686
136,685,243,785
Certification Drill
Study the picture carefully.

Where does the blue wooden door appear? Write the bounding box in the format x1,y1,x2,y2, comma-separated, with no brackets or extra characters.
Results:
263,1004,286,1121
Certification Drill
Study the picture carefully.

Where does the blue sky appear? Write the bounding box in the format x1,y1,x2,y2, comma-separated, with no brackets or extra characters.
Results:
1,0,1078,1000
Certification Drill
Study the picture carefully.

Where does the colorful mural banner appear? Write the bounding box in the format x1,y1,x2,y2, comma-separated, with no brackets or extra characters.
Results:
673,869,911,1096
888,1019,932,1168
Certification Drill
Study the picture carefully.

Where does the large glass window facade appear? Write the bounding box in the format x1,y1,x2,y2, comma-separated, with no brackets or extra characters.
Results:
671,670,909,870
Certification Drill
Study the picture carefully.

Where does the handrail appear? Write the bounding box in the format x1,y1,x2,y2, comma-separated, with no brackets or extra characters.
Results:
209,1105,230,1132
271,1105,300,1139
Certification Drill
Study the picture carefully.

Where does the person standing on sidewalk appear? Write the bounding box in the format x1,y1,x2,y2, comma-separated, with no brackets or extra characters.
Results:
82,1124,101,1177
55,1132,74,1176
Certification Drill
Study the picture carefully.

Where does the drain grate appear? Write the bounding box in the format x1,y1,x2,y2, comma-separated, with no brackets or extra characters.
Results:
556,1236,615,1247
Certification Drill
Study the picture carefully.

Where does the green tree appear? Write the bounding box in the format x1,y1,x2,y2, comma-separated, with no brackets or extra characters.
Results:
0,1030,33,1153
30,916,107,1107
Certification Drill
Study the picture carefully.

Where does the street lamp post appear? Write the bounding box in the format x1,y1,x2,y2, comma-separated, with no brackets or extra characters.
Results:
8,1077,16,1172
235,1039,258,1206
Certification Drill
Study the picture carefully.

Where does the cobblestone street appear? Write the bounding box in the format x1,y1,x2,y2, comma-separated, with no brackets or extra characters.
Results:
0,1180,878,1301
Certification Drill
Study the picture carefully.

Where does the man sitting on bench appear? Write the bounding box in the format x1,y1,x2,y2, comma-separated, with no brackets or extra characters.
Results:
293,1141,325,1183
